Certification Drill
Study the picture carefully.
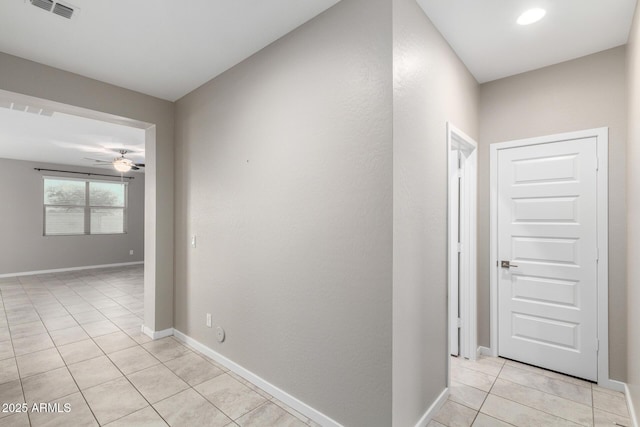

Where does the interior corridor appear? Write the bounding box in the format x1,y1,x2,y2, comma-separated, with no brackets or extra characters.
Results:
1,265,633,426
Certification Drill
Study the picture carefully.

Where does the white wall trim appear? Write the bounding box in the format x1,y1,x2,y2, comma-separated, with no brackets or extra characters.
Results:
625,383,639,427
0,261,144,278
447,122,478,361
489,127,610,383
599,379,625,393
142,326,174,340
173,329,344,427
414,387,449,427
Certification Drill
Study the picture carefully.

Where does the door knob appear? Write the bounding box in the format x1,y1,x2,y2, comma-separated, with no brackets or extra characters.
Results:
501,260,519,268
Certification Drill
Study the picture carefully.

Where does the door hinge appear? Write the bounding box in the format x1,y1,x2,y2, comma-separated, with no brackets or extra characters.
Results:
457,243,463,253
457,318,462,328
596,338,599,352
596,247,599,262
596,156,599,171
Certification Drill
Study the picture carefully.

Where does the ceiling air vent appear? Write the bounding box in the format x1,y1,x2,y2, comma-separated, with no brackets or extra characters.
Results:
30,0,53,12
27,0,78,19
52,2,74,19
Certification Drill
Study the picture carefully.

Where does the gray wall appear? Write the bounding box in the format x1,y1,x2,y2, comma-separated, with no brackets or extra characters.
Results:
627,1,640,418
0,52,174,332
479,46,628,381
0,158,144,274
174,0,393,425
392,0,478,425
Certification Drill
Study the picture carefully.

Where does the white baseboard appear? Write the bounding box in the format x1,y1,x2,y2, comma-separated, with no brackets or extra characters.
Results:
173,329,343,427
625,383,639,427
0,261,144,278
598,378,626,393
142,326,174,340
414,387,449,427
477,346,493,358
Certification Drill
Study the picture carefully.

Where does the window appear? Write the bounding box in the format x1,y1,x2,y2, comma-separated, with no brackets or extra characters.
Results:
43,177,127,236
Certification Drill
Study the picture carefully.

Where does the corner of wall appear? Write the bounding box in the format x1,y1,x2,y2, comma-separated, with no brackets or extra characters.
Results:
627,1,640,422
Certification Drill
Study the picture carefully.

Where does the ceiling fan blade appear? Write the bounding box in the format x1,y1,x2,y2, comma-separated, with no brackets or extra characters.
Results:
134,163,145,167
131,166,140,171
83,157,112,163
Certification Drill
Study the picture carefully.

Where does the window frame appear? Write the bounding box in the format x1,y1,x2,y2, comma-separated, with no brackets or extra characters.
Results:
43,176,128,236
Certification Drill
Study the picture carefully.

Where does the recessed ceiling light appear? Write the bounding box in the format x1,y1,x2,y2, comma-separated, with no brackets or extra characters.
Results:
517,8,546,25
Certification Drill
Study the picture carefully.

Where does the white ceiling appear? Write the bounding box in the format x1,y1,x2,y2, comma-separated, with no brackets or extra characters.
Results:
0,0,636,168
418,0,637,83
0,104,145,170
0,0,339,168
0,1,636,97
0,0,340,101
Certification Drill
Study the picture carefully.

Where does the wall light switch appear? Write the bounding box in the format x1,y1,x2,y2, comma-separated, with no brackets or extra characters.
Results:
129,250,134,255
191,235,197,248
206,313,212,328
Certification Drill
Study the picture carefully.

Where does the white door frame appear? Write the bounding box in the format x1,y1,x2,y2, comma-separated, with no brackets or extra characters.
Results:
447,123,478,360
489,127,617,389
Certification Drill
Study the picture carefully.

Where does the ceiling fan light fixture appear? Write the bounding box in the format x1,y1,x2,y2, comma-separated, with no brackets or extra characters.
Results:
517,8,546,25
113,158,132,172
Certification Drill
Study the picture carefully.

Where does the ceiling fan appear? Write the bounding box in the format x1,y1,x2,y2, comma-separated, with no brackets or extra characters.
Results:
84,149,145,172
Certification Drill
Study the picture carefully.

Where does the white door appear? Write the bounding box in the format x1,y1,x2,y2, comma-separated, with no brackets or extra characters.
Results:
497,137,598,381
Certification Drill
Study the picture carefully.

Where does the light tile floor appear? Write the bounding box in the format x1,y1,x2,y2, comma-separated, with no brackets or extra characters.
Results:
432,354,633,427
0,266,317,427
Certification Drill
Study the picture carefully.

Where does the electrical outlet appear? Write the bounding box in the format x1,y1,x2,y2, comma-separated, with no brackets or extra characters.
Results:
191,235,197,248
129,250,134,255
206,313,212,328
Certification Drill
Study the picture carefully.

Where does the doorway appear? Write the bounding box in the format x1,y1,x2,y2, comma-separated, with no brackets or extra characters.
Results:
447,123,478,360
489,127,611,385
0,88,159,336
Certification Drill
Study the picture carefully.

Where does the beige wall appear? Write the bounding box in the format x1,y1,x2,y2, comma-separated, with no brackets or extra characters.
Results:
0,158,145,274
0,52,175,332
392,0,478,425
174,0,393,425
627,1,640,419
479,46,628,380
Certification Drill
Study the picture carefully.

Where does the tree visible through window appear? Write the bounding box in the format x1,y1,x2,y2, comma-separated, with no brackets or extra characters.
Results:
44,177,127,236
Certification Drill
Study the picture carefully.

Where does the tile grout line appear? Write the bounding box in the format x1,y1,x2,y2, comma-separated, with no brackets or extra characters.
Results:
8,269,141,426
188,368,262,423
31,274,102,427
453,355,595,427
82,284,162,425
67,270,154,426
591,382,596,427
485,361,594,426
4,266,310,427
0,284,31,427
498,364,594,404
474,357,507,426
63,269,151,426
173,338,314,425
503,359,593,390
17,277,45,427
